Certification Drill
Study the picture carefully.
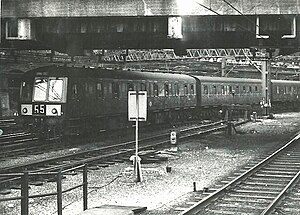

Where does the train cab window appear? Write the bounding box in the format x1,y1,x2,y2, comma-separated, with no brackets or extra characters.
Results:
164,83,169,96
112,82,120,98
48,79,64,102
33,78,48,101
153,83,158,97
33,77,66,102
20,81,33,102
203,85,208,95
96,83,104,98
184,84,188,95
174,83,179,96
6,18,18,38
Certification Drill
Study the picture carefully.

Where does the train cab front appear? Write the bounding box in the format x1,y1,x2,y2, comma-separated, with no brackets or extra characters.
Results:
19,75,68,138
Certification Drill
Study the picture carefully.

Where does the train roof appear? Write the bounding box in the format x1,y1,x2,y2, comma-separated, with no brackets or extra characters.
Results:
22,65,195,82
271,79,300,85
193,75,261,84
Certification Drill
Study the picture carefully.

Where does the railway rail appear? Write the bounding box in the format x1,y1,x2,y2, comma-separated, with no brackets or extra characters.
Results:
0,117,21,134
179,132,300,215
0,119,237,191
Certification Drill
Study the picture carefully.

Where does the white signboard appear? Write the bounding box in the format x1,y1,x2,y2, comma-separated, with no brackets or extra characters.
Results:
128,91,147,121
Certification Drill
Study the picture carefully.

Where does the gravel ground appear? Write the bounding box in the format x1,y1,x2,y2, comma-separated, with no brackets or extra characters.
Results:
1,112,300,215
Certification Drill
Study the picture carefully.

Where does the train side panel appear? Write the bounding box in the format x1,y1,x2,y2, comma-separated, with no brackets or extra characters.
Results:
271,80,300,111
195,76,262,107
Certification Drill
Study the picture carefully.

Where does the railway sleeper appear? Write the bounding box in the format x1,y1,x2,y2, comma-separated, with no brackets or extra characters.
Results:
213,202,267,211
206,209,258,215
222,197,270,204
232,189,279,195
239,185,283,192
227,193,275,200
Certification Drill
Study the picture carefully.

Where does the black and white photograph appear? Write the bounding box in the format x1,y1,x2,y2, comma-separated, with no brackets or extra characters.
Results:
1,0,300,214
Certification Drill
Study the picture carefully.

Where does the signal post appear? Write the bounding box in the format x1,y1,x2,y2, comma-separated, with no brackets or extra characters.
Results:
128,91,147,182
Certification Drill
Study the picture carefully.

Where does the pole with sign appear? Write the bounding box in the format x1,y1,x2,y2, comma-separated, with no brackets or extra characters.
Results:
128,91,147,182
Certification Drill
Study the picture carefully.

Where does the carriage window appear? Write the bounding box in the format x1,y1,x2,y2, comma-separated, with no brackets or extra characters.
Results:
229,86,232,94
48,79,64,102
127,83,134,91
235,86,240,94
164,83,169,96
71,84,77,99
249,86,252,93
96,83,104,98
169,83,173,96
190,84,194,95
255,86,258,92
153,83,158,97
174,83,179,96
242,86,246,94
212,85,217,94
140,83,146,91
33,78,48,101
184,84,188,95
221,86,225,95
148,82,152,97
112,82,120,98
203,85,208,94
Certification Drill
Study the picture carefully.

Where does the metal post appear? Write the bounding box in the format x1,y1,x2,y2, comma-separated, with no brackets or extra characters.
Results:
57,170,63,215
83,164,88,210
21,172,29,215
221,58,226,77
261,60,271,115
135,91,142,182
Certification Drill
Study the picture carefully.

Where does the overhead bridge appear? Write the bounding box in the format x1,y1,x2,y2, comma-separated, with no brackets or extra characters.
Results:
0,0,299,55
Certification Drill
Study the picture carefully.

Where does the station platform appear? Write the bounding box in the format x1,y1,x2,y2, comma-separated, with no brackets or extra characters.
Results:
78,205,147,215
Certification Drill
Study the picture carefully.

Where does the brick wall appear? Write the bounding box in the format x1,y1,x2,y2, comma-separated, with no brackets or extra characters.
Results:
2,0,300,17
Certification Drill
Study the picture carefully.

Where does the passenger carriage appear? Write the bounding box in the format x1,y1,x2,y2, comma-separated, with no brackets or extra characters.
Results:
19,65,197,137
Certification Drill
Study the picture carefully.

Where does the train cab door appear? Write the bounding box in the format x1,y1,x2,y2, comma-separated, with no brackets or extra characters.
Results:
70,83,83,117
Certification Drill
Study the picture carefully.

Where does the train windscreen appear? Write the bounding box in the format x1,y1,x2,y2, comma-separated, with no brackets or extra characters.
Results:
33,77,67,102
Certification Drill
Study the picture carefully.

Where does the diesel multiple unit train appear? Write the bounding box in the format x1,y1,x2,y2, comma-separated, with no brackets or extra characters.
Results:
19,65,300,137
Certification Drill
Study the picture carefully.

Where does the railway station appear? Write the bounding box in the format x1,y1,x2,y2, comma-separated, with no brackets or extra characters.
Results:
1,0,300,214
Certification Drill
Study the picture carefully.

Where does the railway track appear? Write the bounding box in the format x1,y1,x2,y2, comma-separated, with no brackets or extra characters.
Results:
0,119,225,160
179,132,300,215
0,117,22,134
0,119,235,191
